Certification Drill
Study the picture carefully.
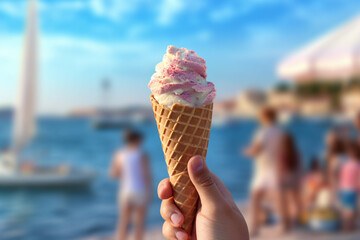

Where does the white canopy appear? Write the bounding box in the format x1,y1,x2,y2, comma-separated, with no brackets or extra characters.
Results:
277,15,360,82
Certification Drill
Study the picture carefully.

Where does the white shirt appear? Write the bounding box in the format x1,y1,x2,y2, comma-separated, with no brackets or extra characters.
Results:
116,148,147,194
251,125,283,190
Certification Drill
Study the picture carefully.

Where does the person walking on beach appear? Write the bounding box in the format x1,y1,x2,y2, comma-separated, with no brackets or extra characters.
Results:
244,107,283,236
338,140,360,231
109,130,152,240
277,133,303,231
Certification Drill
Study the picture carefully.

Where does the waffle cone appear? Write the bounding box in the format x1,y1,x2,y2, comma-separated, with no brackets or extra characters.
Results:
150,95,213,235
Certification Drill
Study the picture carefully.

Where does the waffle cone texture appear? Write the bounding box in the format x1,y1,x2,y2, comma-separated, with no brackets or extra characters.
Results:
150,95,213,235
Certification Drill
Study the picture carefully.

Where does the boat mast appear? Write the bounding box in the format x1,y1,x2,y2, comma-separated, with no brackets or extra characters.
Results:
101,78,110,113
12,0,38,158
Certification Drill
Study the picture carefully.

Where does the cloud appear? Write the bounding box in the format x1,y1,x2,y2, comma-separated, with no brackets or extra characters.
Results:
50,1,87,11
0,1,26,17
0,0,204,27
286,0,360,28
0,0,146,23
41,35,153,62
89,0,105,16
87,0,207,25
157,0,206,26
38,35,159,114
0,33,159,114
89,0,147,22
209,0,283,23
0,0,87,18
157,0,184,25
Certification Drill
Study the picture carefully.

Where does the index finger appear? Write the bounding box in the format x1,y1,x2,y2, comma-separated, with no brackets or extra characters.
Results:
158,178,173,200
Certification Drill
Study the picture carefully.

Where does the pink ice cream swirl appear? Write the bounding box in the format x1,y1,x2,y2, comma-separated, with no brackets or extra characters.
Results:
149,45,216,108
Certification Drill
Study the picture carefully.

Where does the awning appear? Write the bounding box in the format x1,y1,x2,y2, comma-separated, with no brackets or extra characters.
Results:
277,15,360,82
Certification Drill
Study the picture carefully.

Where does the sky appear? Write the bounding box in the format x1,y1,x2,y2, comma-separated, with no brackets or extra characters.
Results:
0,0,359,115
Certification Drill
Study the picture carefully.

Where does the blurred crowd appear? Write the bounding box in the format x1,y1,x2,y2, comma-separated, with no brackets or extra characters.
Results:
245,109,360,236
107,110,360,240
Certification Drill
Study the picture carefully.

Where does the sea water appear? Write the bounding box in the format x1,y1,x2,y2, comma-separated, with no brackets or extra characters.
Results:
0,117,332,240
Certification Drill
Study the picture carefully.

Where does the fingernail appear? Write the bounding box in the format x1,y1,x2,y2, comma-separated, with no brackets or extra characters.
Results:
171,213,181,225
176,231,187,240
190,156,203,173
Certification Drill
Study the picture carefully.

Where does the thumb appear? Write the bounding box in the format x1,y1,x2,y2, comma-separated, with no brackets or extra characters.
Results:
188,156,223,207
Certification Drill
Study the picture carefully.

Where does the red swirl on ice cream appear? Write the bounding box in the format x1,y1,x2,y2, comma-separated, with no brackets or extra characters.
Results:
149,45,216,108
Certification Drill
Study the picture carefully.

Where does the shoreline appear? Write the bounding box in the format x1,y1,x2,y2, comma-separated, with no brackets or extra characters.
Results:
81,201,360,240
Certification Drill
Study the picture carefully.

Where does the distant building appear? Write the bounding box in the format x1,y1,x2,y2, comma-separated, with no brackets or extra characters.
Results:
267,90,298,113
212,99,238,125
213,99,237,116
68,108,97,118
236,90,267,118
299,97,332,117
342,89,360,119
68,106,154,122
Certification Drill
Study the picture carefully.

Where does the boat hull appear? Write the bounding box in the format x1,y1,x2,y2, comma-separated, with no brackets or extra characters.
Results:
0,168,97,188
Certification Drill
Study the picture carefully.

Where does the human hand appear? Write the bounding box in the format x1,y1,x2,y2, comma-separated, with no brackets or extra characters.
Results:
158,156,249,240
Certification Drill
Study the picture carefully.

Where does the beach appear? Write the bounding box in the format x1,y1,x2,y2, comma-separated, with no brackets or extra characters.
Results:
1,1,360,239
0,117,336,240
83,202,360,240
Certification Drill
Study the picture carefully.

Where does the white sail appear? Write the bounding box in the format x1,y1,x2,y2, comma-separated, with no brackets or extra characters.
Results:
12,0,38,154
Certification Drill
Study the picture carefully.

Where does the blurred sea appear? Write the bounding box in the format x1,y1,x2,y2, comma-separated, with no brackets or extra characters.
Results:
0,117,333,240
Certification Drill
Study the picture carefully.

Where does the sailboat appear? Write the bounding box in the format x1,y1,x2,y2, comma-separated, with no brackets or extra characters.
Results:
0,0,96,187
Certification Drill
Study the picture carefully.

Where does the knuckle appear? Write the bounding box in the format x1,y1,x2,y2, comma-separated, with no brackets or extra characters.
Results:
222,202,234,214
197,173,215,188
157,179,166,196
159,178,168,188
162,222,168,237
160,199,176,221
162,222,175,240
160,201,168,219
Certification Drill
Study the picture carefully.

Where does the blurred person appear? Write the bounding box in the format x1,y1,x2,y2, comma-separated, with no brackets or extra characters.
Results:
0,146,15,174
0,147,36,174
244,107,283,236
109,130,152,240
324,129,346,202
158,155,249,240
1,146,10,154
338,140,360,231
354,112,360,145
20,161,36,174
277,133,303,231
303,157,325,211
336,124,353,140
304,159,339,231
308,186,340,232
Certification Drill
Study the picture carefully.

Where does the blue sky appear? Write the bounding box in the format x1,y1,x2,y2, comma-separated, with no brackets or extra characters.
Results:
0,0,359,114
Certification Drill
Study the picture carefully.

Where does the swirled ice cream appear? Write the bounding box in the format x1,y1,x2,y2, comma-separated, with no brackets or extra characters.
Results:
149,45,216,108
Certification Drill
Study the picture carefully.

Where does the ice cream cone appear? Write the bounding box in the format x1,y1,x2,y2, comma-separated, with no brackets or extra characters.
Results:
150,95,213,235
